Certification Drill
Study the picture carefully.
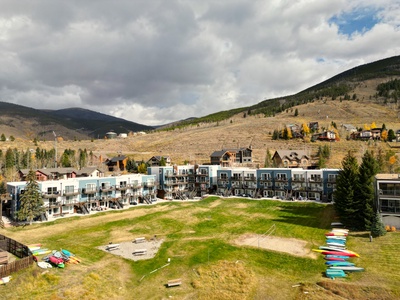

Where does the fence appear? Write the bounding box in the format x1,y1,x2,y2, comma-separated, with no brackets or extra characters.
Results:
0,234,34,278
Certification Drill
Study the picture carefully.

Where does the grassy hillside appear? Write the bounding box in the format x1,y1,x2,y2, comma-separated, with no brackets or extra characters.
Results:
1,197,399,299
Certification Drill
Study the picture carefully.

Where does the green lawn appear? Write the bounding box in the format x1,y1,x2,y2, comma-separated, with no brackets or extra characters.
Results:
2,197,399,299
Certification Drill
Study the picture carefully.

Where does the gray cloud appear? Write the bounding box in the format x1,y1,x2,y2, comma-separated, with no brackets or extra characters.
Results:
0,1,399,125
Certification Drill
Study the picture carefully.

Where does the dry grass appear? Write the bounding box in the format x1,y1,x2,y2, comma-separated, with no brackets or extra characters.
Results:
1,90,399,169
191,260,257,300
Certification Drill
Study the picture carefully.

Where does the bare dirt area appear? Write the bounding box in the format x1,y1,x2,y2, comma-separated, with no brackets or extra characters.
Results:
98,238,163,261
233,234,317,259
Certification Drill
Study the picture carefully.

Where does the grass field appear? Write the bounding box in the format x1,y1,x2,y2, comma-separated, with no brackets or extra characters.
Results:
1,197,399,300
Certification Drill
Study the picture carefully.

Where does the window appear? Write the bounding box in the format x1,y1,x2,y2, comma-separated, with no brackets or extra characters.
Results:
65,185,74,194
261,173,271,180
87,183,96,192
220,173,228,180
120,181,127,187
276,173,287,180
47,187,58,195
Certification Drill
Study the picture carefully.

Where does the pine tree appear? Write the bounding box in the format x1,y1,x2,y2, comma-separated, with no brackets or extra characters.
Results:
370,211,387,237
17,169,45,225
333,151,359,229
355,150,378,230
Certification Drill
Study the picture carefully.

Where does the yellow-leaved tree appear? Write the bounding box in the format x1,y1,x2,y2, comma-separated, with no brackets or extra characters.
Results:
302,123,310,136
364,124,371,130
381,130,388,141
370,122,377,129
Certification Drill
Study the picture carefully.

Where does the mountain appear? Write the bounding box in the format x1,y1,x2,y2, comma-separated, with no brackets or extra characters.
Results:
0,55,399,141
0,102,154,140
167,55,400,129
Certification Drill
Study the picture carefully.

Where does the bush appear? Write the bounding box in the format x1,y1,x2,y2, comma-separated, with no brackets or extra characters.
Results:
371,212,387,237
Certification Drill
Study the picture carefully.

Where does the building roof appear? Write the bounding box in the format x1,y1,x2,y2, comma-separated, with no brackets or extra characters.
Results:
76,167,100,176
273,150,310,160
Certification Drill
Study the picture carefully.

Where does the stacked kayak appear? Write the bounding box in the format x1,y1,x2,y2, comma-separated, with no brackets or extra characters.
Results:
29,244,81,269
313,228,365,279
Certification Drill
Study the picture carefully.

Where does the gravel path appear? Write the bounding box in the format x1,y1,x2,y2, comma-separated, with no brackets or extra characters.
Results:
98,238,163,261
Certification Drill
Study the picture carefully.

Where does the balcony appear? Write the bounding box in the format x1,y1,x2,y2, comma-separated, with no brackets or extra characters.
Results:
291,177,305,183
309,177,322,183
379,189,400,197
275,177,288,182
82,188,97,194
259,177,272,182
42,191,60,198
244,177,256,181
115,185,128,191
100,186,113,192
64,189,80,196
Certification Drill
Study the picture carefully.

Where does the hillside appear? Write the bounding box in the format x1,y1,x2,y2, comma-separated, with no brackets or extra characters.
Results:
0,103,154,140
1,95,398,170
0,56,399,169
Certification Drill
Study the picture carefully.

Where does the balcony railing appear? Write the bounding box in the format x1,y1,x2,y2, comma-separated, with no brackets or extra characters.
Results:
64,189,80,196
379,189,400,197
82,188,97,194
291,177,305,182
42,191,61,198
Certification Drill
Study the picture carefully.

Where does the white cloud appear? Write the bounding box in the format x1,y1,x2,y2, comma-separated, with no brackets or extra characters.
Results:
0,0,399,126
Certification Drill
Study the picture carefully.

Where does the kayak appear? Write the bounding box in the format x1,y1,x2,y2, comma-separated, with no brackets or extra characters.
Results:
325,232,348,236
322,251,359,257
329,266,365,272
324,257,346,261
61,249,75,257
325,261,355,266
325,255,350,260
326,269,346,279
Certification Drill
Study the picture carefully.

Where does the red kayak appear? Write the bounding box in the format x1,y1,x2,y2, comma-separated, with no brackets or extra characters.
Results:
49,256,64,265
324,257,345,261
321,251,357,257
325,232,348,237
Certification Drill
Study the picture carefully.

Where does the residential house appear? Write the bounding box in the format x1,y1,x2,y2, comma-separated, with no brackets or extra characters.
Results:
396,130,400,142
371,128,382,140
210,147,252,166
342,124,357,133
311,130,336,142
105,155,128,172
147,156,171,167
271,150,312,169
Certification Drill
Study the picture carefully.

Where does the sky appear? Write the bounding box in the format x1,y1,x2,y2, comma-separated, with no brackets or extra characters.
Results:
1,1,400,126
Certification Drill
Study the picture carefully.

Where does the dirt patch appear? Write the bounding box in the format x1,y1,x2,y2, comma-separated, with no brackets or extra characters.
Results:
98,238,163,261
233,234,317,259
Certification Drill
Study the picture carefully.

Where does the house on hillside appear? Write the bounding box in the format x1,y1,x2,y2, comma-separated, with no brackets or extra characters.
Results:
210,147,252,167
76,167,103,177
342,124,357,133
147,156,171,166
396,130,400,142
311,130,336,142
105,155,128,172
371,128,382,140
271,150,312,169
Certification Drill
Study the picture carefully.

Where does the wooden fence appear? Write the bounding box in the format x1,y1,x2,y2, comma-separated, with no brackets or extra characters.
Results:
0,234,34,278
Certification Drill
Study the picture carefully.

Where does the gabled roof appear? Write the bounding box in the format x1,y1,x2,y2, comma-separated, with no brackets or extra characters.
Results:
76,167,100,176
211,148,251,157
273,150,310,160
109,155,127,163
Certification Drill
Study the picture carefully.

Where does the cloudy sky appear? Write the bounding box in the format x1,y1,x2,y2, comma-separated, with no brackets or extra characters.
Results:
1,1,400,126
